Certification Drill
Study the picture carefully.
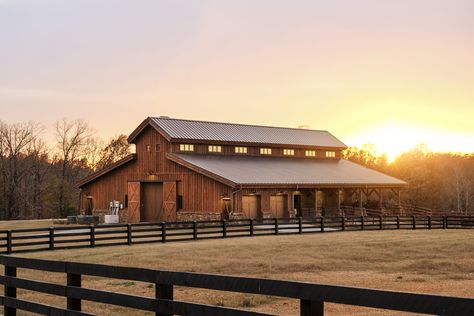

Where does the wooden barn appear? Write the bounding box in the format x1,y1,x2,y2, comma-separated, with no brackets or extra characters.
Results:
78,117,406,222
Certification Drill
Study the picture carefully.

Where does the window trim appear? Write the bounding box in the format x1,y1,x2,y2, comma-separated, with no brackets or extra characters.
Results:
260,148,272,155
283,149,295,156
208,145,222,153
326,151,336,158
305,150,316,157
235,146,248,154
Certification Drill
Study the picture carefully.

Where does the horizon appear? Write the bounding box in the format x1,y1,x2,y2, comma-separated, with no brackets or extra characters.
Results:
1,0,473,161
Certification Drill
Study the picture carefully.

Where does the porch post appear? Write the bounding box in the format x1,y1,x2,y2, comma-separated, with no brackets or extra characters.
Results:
398,189,401,207
314,189,318,215
358,188,363,208
378,188,383,209
337,189,341,212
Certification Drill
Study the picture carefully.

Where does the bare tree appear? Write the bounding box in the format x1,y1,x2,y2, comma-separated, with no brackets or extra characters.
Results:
0,121,42,219
54,119,92,217
96,134,131,170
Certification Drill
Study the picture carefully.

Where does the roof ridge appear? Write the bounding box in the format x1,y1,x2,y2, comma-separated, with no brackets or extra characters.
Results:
151,116,330,133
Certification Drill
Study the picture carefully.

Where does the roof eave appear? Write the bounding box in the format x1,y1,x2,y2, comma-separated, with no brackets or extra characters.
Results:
78,154,137,188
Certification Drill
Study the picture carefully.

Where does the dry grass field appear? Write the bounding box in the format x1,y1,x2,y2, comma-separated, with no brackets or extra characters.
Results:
4,229,474,315
0,219,56,230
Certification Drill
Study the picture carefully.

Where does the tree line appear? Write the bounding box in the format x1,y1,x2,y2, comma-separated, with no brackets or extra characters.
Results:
344,144,474,214
0,119,472,220
0,119,130,220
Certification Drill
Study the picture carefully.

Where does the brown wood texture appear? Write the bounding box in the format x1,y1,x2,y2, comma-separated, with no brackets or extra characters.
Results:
127,182,140,223
163,181,177,221
141,182,163,222
270,195,288,218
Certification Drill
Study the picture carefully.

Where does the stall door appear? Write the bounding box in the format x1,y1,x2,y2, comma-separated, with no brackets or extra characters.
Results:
162,181,177,221
127,182,141,223
270,195,288,218
242,195,261,219
141,183,163,222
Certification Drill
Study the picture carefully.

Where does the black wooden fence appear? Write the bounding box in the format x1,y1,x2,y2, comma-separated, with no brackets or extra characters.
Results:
0,215,473,254
0,255,473,316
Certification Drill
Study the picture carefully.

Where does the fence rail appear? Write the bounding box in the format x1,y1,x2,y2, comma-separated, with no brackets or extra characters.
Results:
0,216,472,254
0,255,473,315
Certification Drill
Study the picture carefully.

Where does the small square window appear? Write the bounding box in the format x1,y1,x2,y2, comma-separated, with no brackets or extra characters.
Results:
208,145,222,153
155,144,161,152
305,150,316,157
235,146,248,154
180,144,194,152
326,151,336,158
260,148,272,155
283,149,294,156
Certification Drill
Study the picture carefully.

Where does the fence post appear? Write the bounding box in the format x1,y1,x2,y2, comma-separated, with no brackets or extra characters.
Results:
274,218,279,235
428,216,431,230
156,283,173,316
222,220,227,238
4,265,17,316
320,216,325,233
193,221,198,240
341,216,345,231
250,219,254,236
300,299,324,316
161,222,167,243
442,216,447,229
298,217,303,234
412,216,416,230
361,216,365,231
89,225,95,248
445,216,449,229
396,216,400,230
6,230,12,254
127,224,132,245
379,215,383,230
67,271,82,311
49,227,55,250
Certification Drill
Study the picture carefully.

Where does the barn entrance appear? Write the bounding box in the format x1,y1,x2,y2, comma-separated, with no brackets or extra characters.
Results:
293,192,302,217
141,182,163,222
242,195,261,219
270,195,288,218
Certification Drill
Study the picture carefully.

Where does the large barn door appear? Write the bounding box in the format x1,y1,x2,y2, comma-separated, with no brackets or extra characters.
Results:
270,195,288,218
242,195,261,219
127,182,141,223
163,181,177,221
141,183,163,222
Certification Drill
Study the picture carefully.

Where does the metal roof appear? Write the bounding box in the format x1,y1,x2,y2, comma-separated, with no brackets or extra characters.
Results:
150,117,347,148
169,154,406,187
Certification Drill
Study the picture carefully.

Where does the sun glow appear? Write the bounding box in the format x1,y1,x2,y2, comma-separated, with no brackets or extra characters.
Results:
344,123,474,163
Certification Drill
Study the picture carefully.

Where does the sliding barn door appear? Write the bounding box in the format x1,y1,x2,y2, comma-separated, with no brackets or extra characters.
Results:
163,181,177,221
127,182,141,223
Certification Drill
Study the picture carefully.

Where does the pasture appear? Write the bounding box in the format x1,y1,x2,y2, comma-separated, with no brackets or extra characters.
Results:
2,229,471,315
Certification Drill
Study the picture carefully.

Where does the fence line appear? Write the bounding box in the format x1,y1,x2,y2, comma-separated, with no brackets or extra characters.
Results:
0,255,473,315
0,216,473,254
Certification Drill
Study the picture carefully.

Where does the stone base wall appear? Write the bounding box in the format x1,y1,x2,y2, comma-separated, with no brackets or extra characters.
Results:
177,211,222,222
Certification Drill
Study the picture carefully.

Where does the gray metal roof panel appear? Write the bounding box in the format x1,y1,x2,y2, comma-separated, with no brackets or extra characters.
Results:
151,117,347,148
171,154,406,186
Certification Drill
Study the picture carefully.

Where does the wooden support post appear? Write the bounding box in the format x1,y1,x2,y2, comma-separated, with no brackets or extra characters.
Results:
127,224,132,245
396,216,400,230
444,216,448,229
89,225,95,248
320,216,325,232
49,227,55,250
379,215,383,230
412,216,416,230
398,189,401,208
222,220,227,238
298,217,303,234
300,299,324,316
359,189,363,209
428,216,432,230
249,219,254,236
156,283,173,316
337,189,341,213
341,216,345,231
361,216,365,231
274,218,279,235
193,221,198,240
6,230,12,254
314,189,319,215
4,265,17,316
67,272,82,311
161,222,167,243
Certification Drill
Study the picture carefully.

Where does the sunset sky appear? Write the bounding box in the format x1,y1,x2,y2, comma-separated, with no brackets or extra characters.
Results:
0,0,473,160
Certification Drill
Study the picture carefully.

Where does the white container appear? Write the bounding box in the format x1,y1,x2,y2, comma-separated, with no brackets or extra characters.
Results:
104,215,119,224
